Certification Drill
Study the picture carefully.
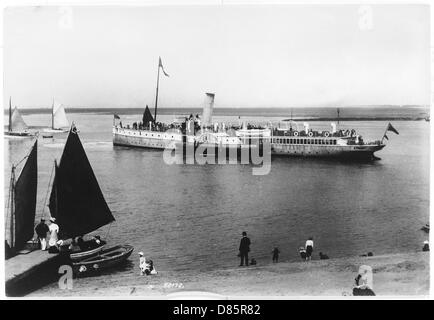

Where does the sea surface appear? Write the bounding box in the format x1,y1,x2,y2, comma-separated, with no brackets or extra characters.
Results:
3,107,430,293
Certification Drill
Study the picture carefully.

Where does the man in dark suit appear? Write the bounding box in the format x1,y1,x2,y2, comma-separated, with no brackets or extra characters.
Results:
239,231,251,266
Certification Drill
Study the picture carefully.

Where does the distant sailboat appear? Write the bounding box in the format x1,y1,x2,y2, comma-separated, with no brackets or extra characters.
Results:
43,101,70,135
5,140,38,259
48,125,133,268
4,97,33,138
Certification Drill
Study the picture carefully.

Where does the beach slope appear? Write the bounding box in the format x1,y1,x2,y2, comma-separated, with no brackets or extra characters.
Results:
30,251,429,297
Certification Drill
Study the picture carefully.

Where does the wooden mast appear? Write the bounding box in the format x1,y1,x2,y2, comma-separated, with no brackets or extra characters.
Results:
154,58,161,123
8,97,12,132
9,166,16,250
51,98,54,129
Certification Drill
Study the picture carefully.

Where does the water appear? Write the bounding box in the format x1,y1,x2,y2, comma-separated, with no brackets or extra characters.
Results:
3,107,429,291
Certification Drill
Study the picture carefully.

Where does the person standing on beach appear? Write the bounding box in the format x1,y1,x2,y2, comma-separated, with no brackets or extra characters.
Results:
35,219,49,250
138,252,146,275
272,247,280,263
48,218,59,252
305,237,314,261
239,231,251,267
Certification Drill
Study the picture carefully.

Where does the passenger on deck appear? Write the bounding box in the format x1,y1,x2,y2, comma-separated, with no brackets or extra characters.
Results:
35,218,49,251
87,235,104,249
77,236,86,251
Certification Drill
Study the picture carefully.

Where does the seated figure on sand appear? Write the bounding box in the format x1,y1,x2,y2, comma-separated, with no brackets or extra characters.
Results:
353,265,375,296
319,252,329,260
422,240,429,252
139,252,157,276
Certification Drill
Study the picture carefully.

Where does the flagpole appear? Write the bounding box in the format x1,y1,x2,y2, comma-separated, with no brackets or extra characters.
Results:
381,124,389,144
154,59,161,123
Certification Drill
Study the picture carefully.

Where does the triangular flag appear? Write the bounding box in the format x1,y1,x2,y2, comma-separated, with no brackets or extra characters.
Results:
387,123,399,135
159,57,169,77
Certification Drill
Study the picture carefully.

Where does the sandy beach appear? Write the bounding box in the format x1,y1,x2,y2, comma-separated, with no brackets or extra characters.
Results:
29,251,429,298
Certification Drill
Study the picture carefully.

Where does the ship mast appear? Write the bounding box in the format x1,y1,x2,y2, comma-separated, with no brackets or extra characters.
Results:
154,59,161,123
8,97,12,132
51,98,54,129
290,108,293,130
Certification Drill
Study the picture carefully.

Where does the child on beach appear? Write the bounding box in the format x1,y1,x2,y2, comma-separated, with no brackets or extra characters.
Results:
272,247,280,263
299,247,306,260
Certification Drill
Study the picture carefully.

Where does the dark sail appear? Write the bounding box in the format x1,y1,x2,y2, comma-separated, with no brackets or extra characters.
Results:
48,128,115,238
48,161,58,219
142,105,154,124
14,140,38,250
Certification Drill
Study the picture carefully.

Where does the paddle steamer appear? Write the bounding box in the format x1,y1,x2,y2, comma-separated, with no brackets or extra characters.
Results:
112,58,395,160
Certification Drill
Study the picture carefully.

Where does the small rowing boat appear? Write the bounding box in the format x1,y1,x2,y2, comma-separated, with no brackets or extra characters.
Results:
73,245,134,275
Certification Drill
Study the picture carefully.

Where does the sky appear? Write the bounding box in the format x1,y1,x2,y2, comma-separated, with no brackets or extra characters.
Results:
3,4,430,109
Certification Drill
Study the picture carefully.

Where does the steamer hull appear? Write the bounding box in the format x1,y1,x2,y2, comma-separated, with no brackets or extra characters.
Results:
113,127,182,149
271,143,385,159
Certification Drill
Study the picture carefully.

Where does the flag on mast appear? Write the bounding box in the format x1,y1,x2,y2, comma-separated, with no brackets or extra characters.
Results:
159,57,169,77
386,123,399,135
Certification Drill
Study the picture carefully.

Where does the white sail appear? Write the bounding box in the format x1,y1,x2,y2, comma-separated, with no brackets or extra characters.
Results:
201,93,215,127
10,107,28,132
53,103,69,129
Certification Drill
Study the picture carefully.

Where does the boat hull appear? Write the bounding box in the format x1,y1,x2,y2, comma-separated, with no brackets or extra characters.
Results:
72,245,134,275
270,143,385,160
4,131,33,138
69,244,106,261
113,127,385,160
43,128,69,133
113,127,181,149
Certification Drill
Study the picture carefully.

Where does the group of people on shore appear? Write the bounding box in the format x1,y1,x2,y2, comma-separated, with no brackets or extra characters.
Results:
237,233,322,266
34,218,60,253
238,231,375,296
35,218,104,254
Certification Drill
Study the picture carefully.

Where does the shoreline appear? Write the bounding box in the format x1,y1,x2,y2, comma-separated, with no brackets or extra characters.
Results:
29,251,429,298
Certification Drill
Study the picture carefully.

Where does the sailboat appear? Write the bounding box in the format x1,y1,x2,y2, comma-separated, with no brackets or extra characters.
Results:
42,101,69,136
4,97,33,138
48,124,133,271
5,140,38,259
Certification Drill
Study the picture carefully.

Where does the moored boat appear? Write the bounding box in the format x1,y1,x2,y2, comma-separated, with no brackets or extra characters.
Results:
5,139,38,259
47,125,128,263
42,100,70,135
72,245,134,275
4,97,34,138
